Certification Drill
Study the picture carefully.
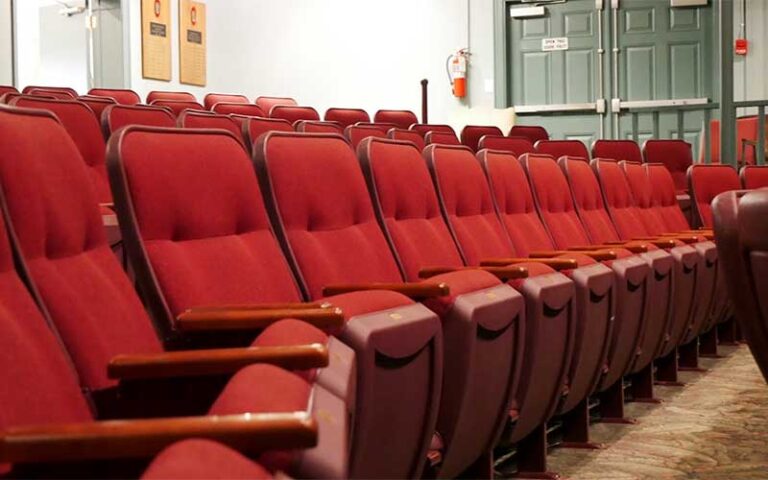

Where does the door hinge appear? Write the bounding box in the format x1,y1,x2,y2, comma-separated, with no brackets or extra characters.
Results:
597,99,607,114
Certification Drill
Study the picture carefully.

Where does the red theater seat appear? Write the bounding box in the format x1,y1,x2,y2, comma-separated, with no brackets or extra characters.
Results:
177,109,245,146
0,85,18,96
354,121,398,133
344,124,387,149
387,128,425,150
146,90,197,103
103,104,176,136
478,135,534,155
643,139,693,193
269,105,320,124
88,88,141,105
23,85,78,97
324,107,370,127
741,165,768,189
77,94,117,122
409,123,455,138
212,102,266,117
460,125,502,151
508,125,549,143
241,117,294,149
204,92,249,110
294,120,343,135
255,96,297,113
706,117,766,165
591,139,643,163
26,87,75,99
373,109,418,129
688,164,741,228
424,130,460,146
149,99,205,117
712,190,768,382
535,139,590,160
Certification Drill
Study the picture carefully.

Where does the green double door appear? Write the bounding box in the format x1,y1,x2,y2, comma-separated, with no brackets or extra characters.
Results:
506,0,714,153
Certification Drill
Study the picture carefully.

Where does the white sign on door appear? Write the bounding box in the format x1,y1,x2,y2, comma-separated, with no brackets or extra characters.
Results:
542,37,569,51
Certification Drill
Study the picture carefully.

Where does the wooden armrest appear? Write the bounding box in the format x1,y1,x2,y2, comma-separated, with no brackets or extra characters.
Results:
479,258,579,271
322,282,450,299
99,202,115,209
527,251,563,258
418,265,528,281
662,234,698,244
0,412,316,464
595,241,649,253
176,307,344,332
187,302,329,312
531,249,617,261
581,250,618,261
108,344,328,380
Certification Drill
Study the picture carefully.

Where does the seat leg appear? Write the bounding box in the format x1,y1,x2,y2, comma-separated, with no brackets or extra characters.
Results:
629,363,662,403
678,339,707,372
513,423,560,479
718,317,740,345
599,380,637,424
654,348,685,387
559,399,604,449
699,327,723,358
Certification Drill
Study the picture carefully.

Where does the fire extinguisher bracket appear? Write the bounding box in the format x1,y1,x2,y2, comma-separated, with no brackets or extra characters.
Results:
446,49,470,98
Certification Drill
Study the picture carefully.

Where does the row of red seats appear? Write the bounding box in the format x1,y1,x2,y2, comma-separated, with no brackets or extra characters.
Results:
0,92,749,477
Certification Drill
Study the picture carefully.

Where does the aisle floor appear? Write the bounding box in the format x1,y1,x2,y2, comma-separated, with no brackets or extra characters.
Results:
548,345,768,479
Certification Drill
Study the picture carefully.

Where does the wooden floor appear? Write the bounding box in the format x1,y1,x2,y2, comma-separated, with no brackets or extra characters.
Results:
547,345,768,479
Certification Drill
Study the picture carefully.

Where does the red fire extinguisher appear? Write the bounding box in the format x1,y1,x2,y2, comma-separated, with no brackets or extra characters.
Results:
446,49,469,98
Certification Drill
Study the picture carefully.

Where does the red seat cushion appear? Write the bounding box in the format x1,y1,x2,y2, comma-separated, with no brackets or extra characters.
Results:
142,439,274,480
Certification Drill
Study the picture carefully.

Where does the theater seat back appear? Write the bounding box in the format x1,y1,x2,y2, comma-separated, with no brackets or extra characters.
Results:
203,93,249,110
345,125,387,149
426,144,515,264
269,105,320,124
477,135,534,155
211,102,265,117
242,117,294,148
149,100,205,117
643,139,692,193
358,138,464,280
103,104,176,136
425,131,460,146
109,127,303,323
87,88,141,105
23,85,78,97
508,125,549,143
620,161,669,235
0,107,161,391
295,120,344,135
177,110,245,146
146,90,196,103
592,159,649,239
741,165,768,189
373,110,418,129
460,125,503,152
591,139,643,163
534,139,589,161
255,96,297,113
77,95,117,122
688,164,741,228
559,157,621,244
255,132,404,298
325,108,370,128
645,163,691,231
387,128,425,151
409,124,455,138
479,150,557,256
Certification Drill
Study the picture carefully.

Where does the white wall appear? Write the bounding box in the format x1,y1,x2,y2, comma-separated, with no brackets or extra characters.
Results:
128,0,513,131
733,0,768,115
0,0,12,85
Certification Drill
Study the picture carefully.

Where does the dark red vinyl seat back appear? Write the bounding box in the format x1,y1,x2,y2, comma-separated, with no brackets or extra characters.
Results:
344,125,387,150
103,104,176,136
559,157,621,244
643,139,693,193
688,164,741,228
460,125,502,152
149,100,205,117
478,135,535,155
645,163,691,232
211,102,266,117
373,110,418,129
591,139,643,163
508,125,549,143
146,90,196,103
203,93,249,110
255,96,298,113
177,110,245,146
324,108,370,128
387,128,425,151
87,88,141,105
741,165,768,189
534,140,589,161
425,131,460,146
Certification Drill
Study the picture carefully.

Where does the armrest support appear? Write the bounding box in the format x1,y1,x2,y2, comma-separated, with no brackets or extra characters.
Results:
322,282,450,299
479,258,579,271
0,412,316,464
418,265,528,281
176,307,344,332
108,344,329,380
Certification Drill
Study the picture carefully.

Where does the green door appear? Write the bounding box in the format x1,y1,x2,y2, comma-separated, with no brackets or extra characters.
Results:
505,0,715,154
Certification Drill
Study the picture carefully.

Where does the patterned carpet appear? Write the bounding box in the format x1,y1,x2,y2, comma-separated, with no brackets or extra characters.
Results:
547,346,768,479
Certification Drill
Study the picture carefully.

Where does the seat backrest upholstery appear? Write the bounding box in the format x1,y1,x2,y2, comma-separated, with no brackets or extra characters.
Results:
620,161,669,235
688,164,741,228
426,145,515,265
409,124,455,138
460,126,503,152
146,91,196,103
295,120,344,135
359,138,464,280
269,105,320,124
591,139,643,163
0,107,161,391
373,110,418,129
425,131,460,146
741,165,768,190
203,93,249,110
645,163,691,231
77,95,117,122
255,96,298,113
508,125,549,143
255,132,404,299
344,125,388,149
0,85,18,96
559,157,621,244
211,102,266,117
324,108,370,128
177,110,244,145
479,150,557,256
23,85,78,97
87,88,141,105
521,153,593,248
643,139,692,192
356,122,398,133
478,135,534,155
149,100,205,117
10,97,112,204
0,203,93,428
103,104,176,136
534,140,589,161
705,118,763,165
591,159,649,239
108,127,303,323
387,128,425,151
242,117,294,148
26,87,76,99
